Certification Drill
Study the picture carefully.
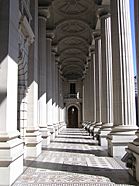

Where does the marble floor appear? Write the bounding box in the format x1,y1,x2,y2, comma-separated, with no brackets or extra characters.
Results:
13,128,138,186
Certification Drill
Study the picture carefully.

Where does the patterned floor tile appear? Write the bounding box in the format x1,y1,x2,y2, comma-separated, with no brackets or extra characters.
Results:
13,128,138,186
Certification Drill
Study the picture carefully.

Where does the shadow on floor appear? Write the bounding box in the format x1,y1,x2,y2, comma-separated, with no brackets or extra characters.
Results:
42,147,108,157
51,140,96,145
24,160,138,185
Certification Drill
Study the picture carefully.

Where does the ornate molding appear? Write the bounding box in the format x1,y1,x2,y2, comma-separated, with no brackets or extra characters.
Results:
39,8,50,20
19,16,35,44
46,30,55,40
53,0,89,16
58,35,89,47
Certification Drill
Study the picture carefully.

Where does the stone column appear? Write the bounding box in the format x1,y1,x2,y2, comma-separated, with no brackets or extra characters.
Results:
0,1,23,185
98,13,113,147
51,46,59,136
46,31,55,141
107,0,137,157
88,48,97,134
58,73,66,131
83,67,89,122
25,0,42,157
126,0,139,182
38,9,51,147
55,57,60,135
93,33,102,139
87,59,92,121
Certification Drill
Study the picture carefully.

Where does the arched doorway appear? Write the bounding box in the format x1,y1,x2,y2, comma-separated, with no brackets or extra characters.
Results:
68,106,78,128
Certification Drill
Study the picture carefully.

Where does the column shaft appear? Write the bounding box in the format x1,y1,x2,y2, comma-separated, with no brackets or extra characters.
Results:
38,16,47,127
99,15,113,146
25,0,42,157
38,13,51,147
93,37,102,139
126,1,139,182
95,38,102,124
111,0,136,127
46,35,55,140
0,1,23,185
107,0,137,157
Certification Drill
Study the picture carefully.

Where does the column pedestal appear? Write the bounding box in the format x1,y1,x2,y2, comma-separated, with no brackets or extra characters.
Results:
107,126,137,157
24,127,42,157
125,130,139,182
0,133,23,186
39,127,51,147
99,123,113,146
47,126,55,141
93,122,102,140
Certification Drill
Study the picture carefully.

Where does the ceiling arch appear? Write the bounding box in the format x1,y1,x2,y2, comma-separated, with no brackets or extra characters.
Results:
40,0,98,80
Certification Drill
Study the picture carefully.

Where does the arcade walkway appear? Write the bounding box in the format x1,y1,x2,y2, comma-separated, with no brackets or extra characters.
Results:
13,129,137,186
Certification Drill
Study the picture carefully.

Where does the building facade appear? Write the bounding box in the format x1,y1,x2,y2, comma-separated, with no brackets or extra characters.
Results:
0,0,139,185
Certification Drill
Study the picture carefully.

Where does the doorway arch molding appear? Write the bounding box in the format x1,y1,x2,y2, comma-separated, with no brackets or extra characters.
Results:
66,103,81,128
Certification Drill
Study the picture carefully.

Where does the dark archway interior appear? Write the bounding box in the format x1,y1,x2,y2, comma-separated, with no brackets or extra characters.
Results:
68,106,78,128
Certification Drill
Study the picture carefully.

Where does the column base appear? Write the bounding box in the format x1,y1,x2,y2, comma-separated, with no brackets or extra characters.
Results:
98,123,113,147
58,122,66,133
53,123,59,137
39,127,51,147
125,130,139,182
107,125,137,157
24,127,42,158
88,122,96,136
47,126,55,141
0,135,23,186
93,122,102,140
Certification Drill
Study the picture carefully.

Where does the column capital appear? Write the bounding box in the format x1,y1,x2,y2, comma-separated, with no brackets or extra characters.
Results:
92,29,101,40
96,5,110,19
89,45,95,54
46,30,55,40
55,55,60,64
39,8,50,21
51,45,58,54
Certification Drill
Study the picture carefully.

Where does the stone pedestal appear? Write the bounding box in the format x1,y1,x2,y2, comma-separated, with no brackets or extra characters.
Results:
0,136,23,186
126,135,139,182
93,122,102,140
107,126,137,157
39,127,51,147
99,123,113,146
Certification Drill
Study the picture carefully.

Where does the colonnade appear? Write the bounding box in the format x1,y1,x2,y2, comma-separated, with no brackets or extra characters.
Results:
0,1,66,185
82,0,139,182
0,0,139,185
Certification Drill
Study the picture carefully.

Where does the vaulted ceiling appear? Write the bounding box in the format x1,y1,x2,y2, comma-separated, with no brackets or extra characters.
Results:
39,0,102,80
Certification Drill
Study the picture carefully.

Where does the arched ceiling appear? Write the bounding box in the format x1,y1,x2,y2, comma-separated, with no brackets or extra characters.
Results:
39,0,101,80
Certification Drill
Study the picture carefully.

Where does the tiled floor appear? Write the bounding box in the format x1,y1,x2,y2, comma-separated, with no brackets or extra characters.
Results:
13,128,138,186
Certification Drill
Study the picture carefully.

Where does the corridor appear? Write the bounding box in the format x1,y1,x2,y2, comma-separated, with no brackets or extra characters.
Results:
13,128,137,186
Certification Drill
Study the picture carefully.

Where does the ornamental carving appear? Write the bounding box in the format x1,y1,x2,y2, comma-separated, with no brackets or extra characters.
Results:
61,22,85,34
56,0,88,15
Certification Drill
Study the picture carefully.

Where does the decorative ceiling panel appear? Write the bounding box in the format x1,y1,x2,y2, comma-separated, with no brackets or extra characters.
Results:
39,0,101,80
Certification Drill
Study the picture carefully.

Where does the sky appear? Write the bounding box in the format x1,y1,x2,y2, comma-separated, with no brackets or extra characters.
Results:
130,0,137,75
